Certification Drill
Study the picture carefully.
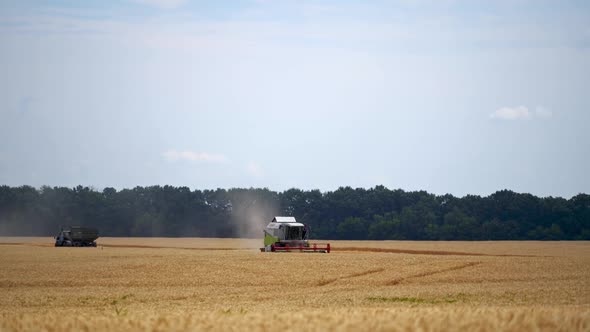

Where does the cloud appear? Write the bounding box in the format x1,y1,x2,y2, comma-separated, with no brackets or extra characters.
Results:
535,106,553,118
129,0,187,9
490,106,531,120
246,161,264,178
490,106,554,120
162,150,227,163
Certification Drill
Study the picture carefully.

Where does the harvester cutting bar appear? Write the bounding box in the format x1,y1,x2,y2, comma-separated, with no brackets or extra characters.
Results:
271,243,330,253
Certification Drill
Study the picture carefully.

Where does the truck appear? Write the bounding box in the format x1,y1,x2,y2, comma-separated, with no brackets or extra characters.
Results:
54,226,99,247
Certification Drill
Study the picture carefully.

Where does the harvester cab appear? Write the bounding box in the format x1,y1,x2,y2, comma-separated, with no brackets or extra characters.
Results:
262,216,330,253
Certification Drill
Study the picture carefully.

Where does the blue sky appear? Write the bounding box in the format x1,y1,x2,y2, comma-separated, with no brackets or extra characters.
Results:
0,0,589,197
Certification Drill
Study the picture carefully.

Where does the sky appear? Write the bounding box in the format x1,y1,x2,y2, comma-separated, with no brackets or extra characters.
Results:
0,0,589,198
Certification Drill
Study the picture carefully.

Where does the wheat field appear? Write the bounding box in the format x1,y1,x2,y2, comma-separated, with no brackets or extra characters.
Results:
0,238,589,331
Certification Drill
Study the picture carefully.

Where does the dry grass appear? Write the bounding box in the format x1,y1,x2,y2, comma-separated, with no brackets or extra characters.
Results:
0,238,589,331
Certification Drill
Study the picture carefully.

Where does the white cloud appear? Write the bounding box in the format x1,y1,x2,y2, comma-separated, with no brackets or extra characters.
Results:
490,106,531,120
246,161,264,178
129,0,187,9
162,150,227,163
535,106,553,118
490,106,553,120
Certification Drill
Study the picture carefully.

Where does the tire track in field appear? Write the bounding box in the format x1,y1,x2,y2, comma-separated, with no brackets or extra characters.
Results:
0,242,545,257
317,268,386,286
100,244,244,251
334,247,539,257
386,261,482,286
0,243,53,247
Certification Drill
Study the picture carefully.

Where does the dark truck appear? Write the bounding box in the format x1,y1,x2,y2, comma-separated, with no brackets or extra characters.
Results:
54,226,99,247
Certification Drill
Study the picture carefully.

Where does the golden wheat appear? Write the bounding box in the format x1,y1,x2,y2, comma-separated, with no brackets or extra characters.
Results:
0,238,589,331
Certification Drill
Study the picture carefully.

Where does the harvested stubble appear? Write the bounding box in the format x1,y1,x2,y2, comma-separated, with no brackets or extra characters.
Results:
0,238,589,331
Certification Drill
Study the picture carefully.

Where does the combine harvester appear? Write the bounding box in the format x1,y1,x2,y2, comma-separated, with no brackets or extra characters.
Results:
54,226,99,247
261,216,330,253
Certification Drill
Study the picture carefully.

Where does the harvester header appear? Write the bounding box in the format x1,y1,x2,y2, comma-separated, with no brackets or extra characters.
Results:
261,216,330,253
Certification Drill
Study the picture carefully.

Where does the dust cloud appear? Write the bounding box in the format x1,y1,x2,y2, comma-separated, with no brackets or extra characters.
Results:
0,216,47,236
227,191,280,239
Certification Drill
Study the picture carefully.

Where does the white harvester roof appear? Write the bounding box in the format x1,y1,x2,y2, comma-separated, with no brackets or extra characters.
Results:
266,222,305,229
272,216,297,223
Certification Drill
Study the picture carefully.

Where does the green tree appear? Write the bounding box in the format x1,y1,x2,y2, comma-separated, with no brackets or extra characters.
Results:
368,214,402,240
336,217,368,240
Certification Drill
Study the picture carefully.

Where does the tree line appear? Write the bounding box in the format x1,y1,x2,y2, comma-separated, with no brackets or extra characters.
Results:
0,185,588,240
